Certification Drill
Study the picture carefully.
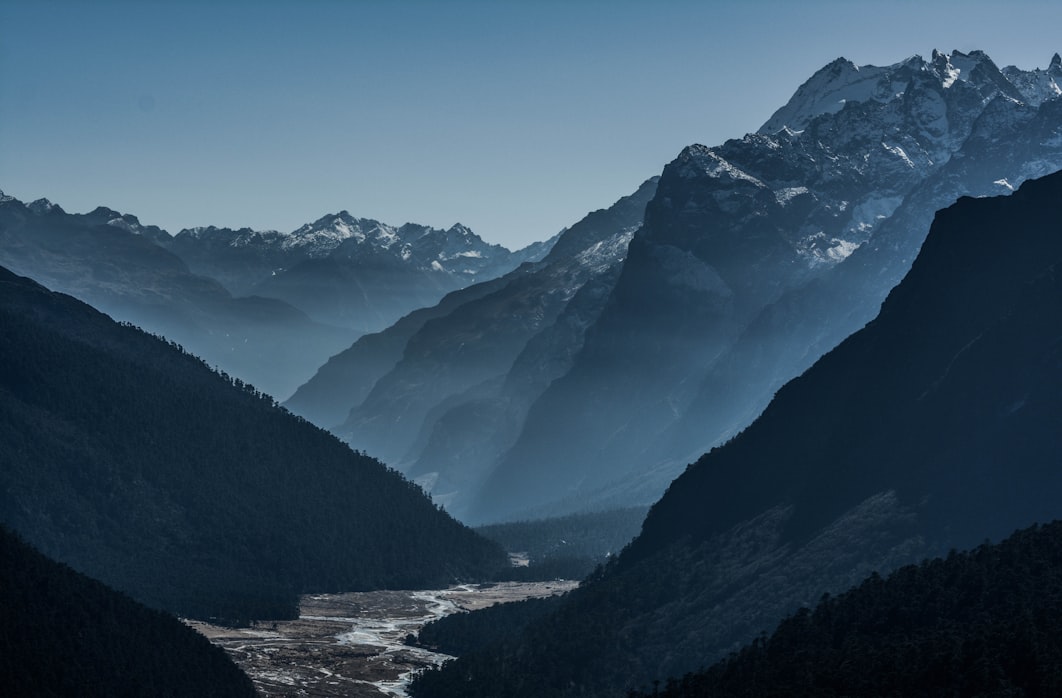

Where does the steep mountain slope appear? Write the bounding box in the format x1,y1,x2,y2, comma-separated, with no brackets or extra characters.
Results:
284,271,520,429
166,214,543,333
0,194,356,399
651,77,1062,490
0,266,507,622
409,167,1062,696
0,526,256,697
632,521,1062,697
284,179,656,509
330,180,657,511
470,49,1062,522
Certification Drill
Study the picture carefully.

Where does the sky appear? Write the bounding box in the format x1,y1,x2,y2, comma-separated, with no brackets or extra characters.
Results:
3,1,1062,249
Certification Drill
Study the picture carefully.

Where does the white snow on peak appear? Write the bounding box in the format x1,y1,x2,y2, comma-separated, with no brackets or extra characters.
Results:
932,50,988,89
797,231,863,266
28,198,59,214
941,63,961,89
430,260,445,272
681,147,765,187
284,213,405,256
881,142,915,168
993,178,1015,191
574,226,637,275
827,238,860,261
774,186,809,205
759,58,890,134
107,217,139,233
1002,55,1062,107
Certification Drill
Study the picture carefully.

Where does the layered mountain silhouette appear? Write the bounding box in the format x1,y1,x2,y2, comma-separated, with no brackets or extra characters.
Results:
281,49,1062,523
0,194,540,399
286,178,658,514
471,49,1062,522
165,214,547,332
0,526,256,697
408,166,1062,696
0,265,507,622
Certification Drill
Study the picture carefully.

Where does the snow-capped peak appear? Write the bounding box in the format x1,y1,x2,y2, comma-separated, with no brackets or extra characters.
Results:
447,223,475,238
930,49,994,89
28,198,61,214
760,49,1026,135
759,56,890,134
1002,52,1062,106
285,211,402,255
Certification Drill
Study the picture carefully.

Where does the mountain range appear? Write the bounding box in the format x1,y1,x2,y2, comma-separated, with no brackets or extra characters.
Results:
285,177,659,510
164,213,550,332
408,147,1062,698
0,194,544,399
0,264,507,622
285,49,1062,523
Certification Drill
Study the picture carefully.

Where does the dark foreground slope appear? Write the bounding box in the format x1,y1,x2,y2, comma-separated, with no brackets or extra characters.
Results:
0,526,256,697
410,170,1062,696
0,267,506,623
633,521,1062,698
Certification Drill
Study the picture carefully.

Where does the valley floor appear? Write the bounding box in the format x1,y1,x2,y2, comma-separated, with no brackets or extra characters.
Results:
187,580,577,697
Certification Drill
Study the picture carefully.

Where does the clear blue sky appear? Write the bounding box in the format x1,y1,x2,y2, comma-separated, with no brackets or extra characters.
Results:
2,0,1061,249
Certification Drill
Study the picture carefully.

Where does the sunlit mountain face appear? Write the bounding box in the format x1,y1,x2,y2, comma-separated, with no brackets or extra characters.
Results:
283,50,1062,525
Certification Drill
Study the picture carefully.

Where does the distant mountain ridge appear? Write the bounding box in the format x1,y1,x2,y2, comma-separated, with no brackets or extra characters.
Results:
166,211,549,332
0,190,546,399
285,177,659,517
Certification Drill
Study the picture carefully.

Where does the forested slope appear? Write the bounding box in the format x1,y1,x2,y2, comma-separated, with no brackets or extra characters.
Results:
0,266,507,623
633,521,1062,697
409,166,1062,697
0,526,257,697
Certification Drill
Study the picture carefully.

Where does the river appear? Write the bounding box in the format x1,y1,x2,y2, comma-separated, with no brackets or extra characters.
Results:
187,580,577,697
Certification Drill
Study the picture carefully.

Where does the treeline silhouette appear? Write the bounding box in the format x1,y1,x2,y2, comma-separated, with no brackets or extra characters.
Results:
0,525,256,697
477,507,648,582
629,521,1062,697
0,267,507,624
409,594,565,657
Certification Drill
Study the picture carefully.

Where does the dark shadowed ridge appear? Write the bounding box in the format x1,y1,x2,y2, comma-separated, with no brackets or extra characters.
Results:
0,525,257,697
410,168,1062,697
632,521,1062,697
0,266,507,623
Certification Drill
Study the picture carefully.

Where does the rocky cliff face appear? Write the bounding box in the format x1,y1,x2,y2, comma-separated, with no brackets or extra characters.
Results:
468,49,1062,522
